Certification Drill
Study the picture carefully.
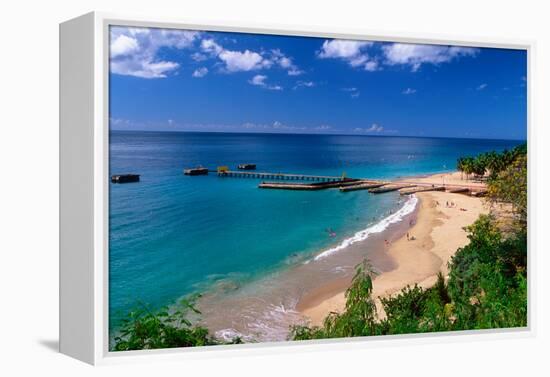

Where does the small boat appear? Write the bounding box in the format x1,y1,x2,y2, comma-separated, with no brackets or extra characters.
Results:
238,163,256,170
111,174,140,183
183,166,209,176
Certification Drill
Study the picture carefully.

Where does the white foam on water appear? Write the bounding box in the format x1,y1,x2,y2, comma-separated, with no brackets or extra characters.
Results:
215,328,255,343
313,195,418,261
214,300,306,343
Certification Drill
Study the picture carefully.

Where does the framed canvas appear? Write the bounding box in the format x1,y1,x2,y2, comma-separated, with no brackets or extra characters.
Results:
60,12,533,365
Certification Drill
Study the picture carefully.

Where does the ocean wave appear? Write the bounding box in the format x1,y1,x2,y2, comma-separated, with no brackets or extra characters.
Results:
313,195,418,261
215,328,256,343
214,301,305,343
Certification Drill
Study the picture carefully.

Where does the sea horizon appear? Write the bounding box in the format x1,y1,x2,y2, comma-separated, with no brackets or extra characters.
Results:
109,129,527,143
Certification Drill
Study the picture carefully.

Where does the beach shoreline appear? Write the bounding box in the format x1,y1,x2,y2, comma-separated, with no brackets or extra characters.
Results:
298,171,489,326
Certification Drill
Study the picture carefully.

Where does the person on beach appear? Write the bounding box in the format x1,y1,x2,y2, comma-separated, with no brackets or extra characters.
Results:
407,232,410,241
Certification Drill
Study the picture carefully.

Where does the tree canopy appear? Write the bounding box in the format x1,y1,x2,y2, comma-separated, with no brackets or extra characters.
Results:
457,143,526,180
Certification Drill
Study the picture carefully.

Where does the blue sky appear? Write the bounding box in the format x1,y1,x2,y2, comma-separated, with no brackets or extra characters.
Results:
109,26,527,140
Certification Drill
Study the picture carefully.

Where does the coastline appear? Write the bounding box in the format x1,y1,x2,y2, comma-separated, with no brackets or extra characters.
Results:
298,171,488,326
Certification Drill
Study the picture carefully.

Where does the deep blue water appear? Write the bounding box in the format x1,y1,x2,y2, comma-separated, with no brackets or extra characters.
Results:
108,131,522,329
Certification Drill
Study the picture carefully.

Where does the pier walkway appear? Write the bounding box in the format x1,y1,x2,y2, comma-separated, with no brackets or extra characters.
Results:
259,179,363,190
217,170,346,182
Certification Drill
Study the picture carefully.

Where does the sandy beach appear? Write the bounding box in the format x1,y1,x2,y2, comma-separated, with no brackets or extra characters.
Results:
298,172,489,326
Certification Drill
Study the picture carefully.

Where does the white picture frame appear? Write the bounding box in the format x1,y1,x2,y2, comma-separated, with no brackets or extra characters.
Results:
59,11,535,365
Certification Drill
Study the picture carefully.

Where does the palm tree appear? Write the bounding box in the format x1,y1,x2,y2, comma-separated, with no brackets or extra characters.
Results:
472,155,487,178
457,157,465,180
462,156,474,180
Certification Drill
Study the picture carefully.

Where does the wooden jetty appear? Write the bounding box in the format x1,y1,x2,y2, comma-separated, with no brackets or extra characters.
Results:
259,179,360,190
369,184,416,194
238,163,256,170
399,185,446,195
111,174,140,183
339,182,386,192
447,187,470,194
470,190,488,197
183,167,209,176
219,170,346,182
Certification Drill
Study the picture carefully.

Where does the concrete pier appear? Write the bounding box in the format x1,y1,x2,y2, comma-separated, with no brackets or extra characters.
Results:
219,170,346,182
259,179,361,190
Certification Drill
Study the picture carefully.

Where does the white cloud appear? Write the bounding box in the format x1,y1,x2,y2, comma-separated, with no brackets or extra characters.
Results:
200,39,224,55
219,49,270,72
110,26,200,78
110,60,180,79
402,88,417,95
249,74,268,86
109,117,132,128
243,121,332,133
349,55,369,67
288,68,304,76
383,43,479,71
342,87,360,98
278,56,292,68
367,123,384,132
271,49,303,75
364,61,379,71
201,38,270,72
192,67,208,78
191,52,208,62
293,81,315,90
319,40,477,73
318,39,378,71
243,121,306,131
319,40,372,59
110,34,139,58
355,123,384,133
200,41,300,74
268,85,283,91
110,28,302,80
314,125,332,131
476,83,488,90
248,74,283,90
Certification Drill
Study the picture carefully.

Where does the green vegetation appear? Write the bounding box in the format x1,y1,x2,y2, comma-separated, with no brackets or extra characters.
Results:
291,146,527,340
457,143,526,180
112,295,242,351
487,153,527,228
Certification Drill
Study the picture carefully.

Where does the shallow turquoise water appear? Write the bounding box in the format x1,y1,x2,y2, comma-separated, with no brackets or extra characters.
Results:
108,131,522,330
